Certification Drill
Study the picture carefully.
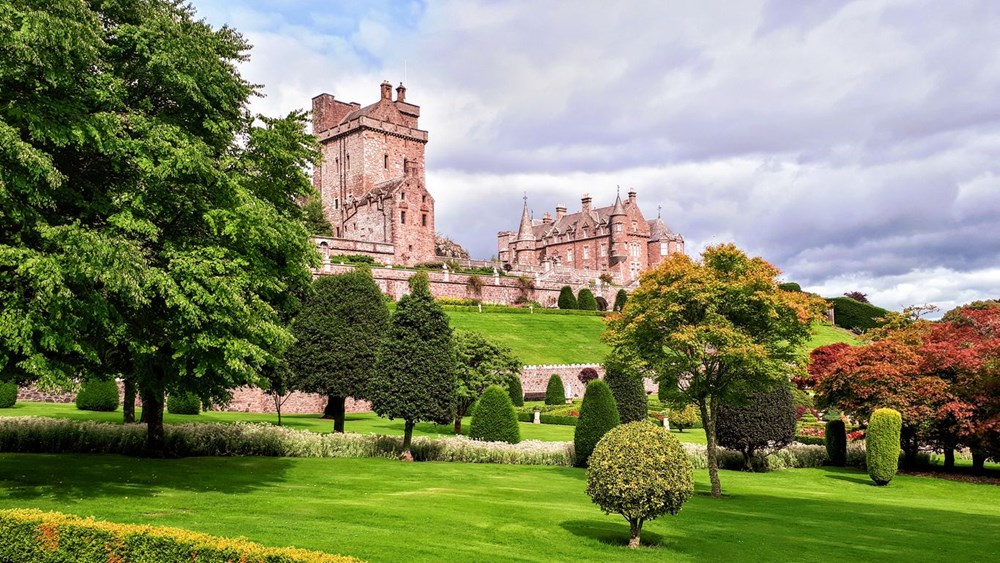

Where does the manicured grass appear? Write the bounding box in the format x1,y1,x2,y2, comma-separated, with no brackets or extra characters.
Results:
0,454,997,562
806,321,860,350
445,310,610,364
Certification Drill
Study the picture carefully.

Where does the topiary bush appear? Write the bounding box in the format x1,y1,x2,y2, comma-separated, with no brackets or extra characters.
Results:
603,364,647,423
0,383,17,408
825,419,847,466
586,422,693,548
75,379,120,412
544,374,566,405
666,403,700,431
867,408,901,486
778,282,801,292
829,296,888,332
716,385,796,471
506,375,524,407
613,289,628,312
558,286,578,309
469,385,520,444
167,392,201,415
577,288,598,311
574,380,620,467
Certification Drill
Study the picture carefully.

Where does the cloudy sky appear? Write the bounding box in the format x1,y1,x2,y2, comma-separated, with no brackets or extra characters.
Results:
195,0,999,315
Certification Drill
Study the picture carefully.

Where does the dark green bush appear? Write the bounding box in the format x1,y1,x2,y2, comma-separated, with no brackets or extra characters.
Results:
506,376,524,407
576,288,598,311
574,380,620,467
603,365,647,423
515,412,579,426
613,289,628,312
75,380,119,412
544,374,566,405
867,408,901,486
167,392,201,415
0,383,17,408
557,286,578,309
716,386,796,471
778,282,801,292
469,385,520,444
829,296,888,332
825,419,847,466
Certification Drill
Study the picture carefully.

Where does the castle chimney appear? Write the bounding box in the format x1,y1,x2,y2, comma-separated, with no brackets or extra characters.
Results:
542,212,552,225
396,82,406,102
581,193,592,215
555,204,567,221
628,189,637,205
380,80,392,100
311,93,336,134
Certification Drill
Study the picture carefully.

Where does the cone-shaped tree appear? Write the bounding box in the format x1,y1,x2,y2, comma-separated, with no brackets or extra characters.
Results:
577,288,598,311
469,385,520,443
286,269,389,432
545,374,566,405
370,272,457,459
507,374,525,407
574,380,621,467
603,358,648,423
558,286,578,309
613,289,628,312
867,408,902,485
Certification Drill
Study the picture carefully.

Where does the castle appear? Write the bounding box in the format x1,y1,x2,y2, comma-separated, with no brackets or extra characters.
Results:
497,192,685,284
311,81,435,266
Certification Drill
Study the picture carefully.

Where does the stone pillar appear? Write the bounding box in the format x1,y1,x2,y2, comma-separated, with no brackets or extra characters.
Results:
443,263,450,282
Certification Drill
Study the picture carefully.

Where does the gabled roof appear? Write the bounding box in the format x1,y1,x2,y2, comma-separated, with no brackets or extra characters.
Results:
647,217,675,241
341,97,405,125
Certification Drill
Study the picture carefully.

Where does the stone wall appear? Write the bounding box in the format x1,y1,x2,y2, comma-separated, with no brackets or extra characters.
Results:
520,364,657,400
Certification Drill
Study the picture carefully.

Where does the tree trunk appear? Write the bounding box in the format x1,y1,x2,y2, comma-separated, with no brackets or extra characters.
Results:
401,420,415,461
743,447,755,472
943,448,955,469
272,393,283,427
140,385,165,456
122,378,136,424
324,395,346,433
903,438,919,469
628,518,643,548
454,405,466,435
700,399,722,498
972,451,986,473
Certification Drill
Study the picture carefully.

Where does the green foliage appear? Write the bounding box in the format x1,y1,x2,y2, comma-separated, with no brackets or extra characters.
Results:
586,422,693,547
778,282,802,292
792,388,814,408
469,385,520,444
829,297,889,332
825,419,847,466
666,403,701,431
507,375,524,407
167,392,201,415
574,380,621,467
867,408,902,485
0,383,17,408
613,289,628,312
453,330,523,433
576,288,598,311
0,509,355,563
558,286,578,309
603,362,648,423
329,254,379,266
369,271,457,449
303,198,333,236
544,375,566,405
716,386,797,470
75,380,119,412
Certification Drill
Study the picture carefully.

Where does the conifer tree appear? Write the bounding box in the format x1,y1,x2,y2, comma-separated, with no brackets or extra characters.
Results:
574,380,621,467
603,359,648,423
558,286,578,309
577,288,598,311
613,289,628,312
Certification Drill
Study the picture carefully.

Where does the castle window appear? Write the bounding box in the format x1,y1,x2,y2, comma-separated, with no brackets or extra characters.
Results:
400,211,406,224
660,242,668,255
336,227,340,237
600,243,607,257
631,221,638,232
567,249,574,262
334,198,339,210
347,155,350,170
422,213,427,227
422,195,426,203
615,224,622,233
401,192,405,200
384,154,388,169
583,246,590,259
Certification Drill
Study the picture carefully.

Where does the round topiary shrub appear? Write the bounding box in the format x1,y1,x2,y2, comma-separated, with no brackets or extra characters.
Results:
586,422,694,548
469,385,520,444
506,376,524,407
574,380,620,467
558,286,578,309
716,385,796,471
75,379,120,412
666,403,700,432
867,408,901,486
577,288,598,311
544,374,566,406
825,419,847,466
167,392,201,415
603,365,647,423
0,382,18,408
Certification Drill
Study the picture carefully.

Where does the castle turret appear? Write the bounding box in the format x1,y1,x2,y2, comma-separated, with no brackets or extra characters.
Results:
513,199,537,267
609,192,627,258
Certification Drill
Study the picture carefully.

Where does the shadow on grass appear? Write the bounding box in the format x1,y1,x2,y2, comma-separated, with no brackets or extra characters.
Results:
0,453,293,502
560,519,664,548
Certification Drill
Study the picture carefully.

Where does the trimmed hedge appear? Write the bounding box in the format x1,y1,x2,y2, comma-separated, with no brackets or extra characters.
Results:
167,392,201,415
574,380,620,467
558,286,578,309
438,304,606,317
825,419,847,466
604,366,647,423
75,380,119,412
576,288,598,311
507,376,524,407
829,296,888,332
867,408,901,486
516,412,579,426
469,385,520,444
0,382,17,408
0,509,357,563
716,386,797,470
544,375,566,405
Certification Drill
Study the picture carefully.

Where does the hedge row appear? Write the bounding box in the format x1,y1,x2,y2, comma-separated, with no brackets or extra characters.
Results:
829,296,888,332
438,304,606,317
515,412,579,426
0,509,356,563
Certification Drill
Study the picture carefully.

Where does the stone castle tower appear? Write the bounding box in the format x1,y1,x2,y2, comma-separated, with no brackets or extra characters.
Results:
311,81,435,265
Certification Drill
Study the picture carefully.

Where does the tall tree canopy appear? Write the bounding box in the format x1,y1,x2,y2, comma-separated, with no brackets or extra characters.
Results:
286,269,389,432
0,0,319,452
605,243,824,497
452,329,522,435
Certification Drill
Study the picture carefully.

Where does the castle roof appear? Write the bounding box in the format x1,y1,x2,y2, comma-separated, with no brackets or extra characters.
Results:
341,97,405,125
516,201,536,241
611,194,626,216
647,217,675,241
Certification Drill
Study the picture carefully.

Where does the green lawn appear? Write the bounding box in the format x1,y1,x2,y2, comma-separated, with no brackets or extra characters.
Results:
0,454,997,562
445,310,610,364
805,321,860,349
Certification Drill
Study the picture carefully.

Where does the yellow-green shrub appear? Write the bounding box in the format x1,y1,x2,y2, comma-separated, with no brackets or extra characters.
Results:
0,509,359,562
867,408,901,486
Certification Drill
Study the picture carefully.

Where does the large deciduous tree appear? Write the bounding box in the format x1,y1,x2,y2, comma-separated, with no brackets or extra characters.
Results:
286,269,389,433
605,244,824,497
0,1,318,453
370,272,457,459
452,329,522,435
